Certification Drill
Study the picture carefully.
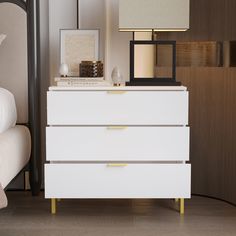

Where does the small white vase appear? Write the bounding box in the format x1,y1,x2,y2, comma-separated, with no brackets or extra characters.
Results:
111,67,123,86
59,63,69,77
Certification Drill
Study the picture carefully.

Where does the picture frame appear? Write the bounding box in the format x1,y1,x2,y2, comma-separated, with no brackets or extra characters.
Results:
126,40,181,86
60,29,99,76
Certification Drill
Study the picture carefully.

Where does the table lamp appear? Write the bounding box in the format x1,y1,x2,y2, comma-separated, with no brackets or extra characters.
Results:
119,0,190,86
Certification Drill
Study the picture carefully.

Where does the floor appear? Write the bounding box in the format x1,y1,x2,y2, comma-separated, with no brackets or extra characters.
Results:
0,192,236,236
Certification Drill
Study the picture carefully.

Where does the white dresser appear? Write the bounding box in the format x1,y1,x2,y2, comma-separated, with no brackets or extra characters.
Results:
45,86,190,214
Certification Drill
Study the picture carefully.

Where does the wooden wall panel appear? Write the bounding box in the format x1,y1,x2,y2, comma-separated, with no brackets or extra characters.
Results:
177,68,236,204
158,0,236,41
157,0,236,204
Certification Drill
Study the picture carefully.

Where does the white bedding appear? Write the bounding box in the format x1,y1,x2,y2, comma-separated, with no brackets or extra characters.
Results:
0,125,31,189
0,88,17,133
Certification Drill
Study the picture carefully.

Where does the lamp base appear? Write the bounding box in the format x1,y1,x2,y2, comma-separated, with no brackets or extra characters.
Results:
126,81,182,86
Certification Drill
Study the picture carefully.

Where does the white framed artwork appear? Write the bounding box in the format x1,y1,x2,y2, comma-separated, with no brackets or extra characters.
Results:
60,29,99,76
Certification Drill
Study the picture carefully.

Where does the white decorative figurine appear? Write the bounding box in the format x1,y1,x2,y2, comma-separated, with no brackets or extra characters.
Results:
59,63,69,77
111,67,124,86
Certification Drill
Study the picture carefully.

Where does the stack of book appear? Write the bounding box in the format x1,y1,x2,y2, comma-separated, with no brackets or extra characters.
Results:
55,77,111,87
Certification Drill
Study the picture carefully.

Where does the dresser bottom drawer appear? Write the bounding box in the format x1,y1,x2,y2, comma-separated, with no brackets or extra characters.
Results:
45,164,191,199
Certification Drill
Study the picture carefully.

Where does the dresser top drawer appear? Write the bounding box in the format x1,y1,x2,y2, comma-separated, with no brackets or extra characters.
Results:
47,90,188,126
46,126,189,162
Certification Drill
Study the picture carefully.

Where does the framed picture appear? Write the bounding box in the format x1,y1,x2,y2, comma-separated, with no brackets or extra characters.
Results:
60,29,99,76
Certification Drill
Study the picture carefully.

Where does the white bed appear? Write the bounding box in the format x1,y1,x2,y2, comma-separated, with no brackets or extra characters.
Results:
0,9,31,207
0,87,31,208
0,4,31,208
0,125,31,189
1,28,30,190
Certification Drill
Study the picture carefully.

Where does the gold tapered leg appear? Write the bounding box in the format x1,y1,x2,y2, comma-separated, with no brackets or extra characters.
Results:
175,198,179,203
51,198,56,214
180,198,184,215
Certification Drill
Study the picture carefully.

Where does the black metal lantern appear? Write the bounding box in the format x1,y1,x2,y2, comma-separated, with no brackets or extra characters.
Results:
126,40,181,86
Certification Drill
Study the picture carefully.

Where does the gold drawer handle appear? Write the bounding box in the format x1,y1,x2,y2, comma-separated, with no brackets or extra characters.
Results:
107,126,128,130
107,163,128,167
107,91,126,95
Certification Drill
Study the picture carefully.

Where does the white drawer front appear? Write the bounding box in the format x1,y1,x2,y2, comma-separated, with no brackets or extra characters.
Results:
47,91,188,125
45,164,191,199
46,127,189,161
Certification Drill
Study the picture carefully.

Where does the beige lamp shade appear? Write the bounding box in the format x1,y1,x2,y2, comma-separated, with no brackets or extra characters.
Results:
119,0,190,31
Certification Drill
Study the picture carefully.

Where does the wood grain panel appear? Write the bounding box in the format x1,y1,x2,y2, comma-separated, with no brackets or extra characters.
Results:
158,0,236,41
177,67,236,204
156,0,236,205
156,41,223,67
176,42,221,67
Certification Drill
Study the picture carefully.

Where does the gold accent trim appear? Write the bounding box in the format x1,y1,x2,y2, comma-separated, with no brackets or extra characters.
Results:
107,126,128,130
51,198,56,214
107,163,128,167
107,91,126,94
180,198,184,215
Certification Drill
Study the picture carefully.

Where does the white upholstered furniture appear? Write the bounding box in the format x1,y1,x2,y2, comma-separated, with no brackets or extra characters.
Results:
0,88,17,133
45,86,190,214
0,88,31,210
0,126,31,189
0,88,31,191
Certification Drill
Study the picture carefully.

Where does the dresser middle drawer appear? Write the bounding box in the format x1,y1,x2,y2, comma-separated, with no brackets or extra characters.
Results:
46,127,189,161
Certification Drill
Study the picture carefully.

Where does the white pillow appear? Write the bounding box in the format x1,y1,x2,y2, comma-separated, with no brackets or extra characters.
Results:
0,88,17,133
